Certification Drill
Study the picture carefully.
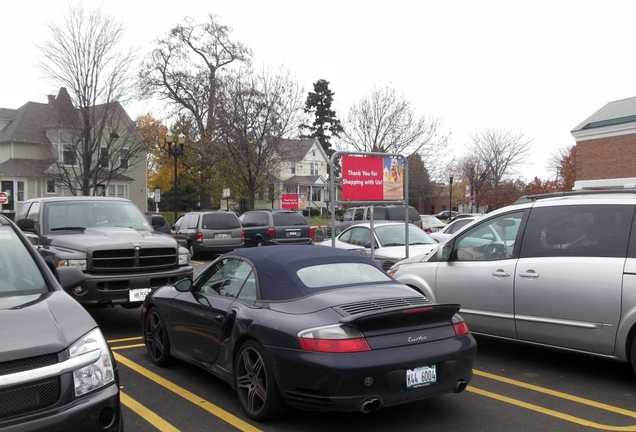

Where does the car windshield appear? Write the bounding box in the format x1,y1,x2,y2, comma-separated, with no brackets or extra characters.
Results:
375,225,437,247
297,262,391,288
421,216,443,224
46,201,152,232
0,226,46,294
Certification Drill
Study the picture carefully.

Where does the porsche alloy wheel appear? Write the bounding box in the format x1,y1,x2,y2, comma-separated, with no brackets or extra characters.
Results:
235,340,284,421
145,308,172,366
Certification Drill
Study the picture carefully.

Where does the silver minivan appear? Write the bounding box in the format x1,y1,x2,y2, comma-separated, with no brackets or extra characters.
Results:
388,187,636,376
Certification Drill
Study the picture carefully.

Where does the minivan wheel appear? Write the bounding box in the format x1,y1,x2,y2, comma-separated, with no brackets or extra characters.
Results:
631,335,636,376
188,242,198,260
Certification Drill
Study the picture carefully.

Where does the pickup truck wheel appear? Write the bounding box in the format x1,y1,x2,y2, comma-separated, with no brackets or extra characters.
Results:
256,239,264,247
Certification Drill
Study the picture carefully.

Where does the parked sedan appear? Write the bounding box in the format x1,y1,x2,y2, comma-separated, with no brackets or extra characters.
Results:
319,222,439,271
142,245,476,421
420,215,446,233
430,216,480,243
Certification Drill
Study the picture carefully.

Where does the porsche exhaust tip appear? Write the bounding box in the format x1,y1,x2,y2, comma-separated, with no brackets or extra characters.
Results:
358,397,383,413
453,379,467,393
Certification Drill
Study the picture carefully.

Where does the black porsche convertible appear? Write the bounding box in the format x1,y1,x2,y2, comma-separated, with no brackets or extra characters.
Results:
142,245,476,421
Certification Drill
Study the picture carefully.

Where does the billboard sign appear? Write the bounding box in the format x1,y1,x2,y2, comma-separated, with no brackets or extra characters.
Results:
281,194,308,209
341,155,404,201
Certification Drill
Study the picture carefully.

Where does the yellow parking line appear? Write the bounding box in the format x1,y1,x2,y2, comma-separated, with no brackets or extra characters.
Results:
471,370,636,431
109,336,143,344
111,343,145,351
113,352,262,432
120,391,180,432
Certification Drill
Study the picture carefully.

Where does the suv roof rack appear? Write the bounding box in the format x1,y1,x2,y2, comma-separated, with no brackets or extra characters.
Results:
514,187,636,204
572,177,636,190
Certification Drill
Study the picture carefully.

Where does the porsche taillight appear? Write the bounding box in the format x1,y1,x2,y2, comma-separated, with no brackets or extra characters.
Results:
452,315,470,336
297,324,371,353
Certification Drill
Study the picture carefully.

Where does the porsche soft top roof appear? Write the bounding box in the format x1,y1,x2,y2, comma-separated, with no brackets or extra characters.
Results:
225,245,384,301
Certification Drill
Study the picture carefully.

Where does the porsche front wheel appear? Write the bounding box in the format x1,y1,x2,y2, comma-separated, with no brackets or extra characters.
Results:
235,340,284,421
145,308,172,366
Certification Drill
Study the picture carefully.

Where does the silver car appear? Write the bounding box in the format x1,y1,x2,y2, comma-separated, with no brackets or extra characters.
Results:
388,188,636,376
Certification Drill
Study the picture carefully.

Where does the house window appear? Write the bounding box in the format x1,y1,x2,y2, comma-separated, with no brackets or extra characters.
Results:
17,181,25,202
120,148,129,169
290,162,296,174
312,188,321,202
107,184,126,198
62,144,77,166
46,180,56,194
310,162,318,176
312,150,315,157
100,147,109,168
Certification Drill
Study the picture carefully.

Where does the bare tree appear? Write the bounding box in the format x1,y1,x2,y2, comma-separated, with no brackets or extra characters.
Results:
546,145,571,182
467,127,533,191
139,14,252,209
341,85,448,158
216,66,305,210
37,3,144,195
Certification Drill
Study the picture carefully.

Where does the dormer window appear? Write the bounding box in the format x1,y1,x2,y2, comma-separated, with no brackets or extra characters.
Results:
291,162,296,174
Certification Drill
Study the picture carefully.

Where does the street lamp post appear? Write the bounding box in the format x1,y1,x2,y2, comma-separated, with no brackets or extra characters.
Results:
449,174,454,218
166,132,186,223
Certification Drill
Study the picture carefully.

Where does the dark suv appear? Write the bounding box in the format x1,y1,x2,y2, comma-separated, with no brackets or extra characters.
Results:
173,211,244,259
0,215,122,430
239,210,313,247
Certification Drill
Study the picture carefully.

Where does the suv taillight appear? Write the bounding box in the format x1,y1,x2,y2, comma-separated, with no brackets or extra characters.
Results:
309,227,316,241
267,227,276,238
196,231,203,242
241,231,245,240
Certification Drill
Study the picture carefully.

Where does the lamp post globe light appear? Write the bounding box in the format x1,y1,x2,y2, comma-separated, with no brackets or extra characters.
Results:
166,132,186,223
449,174,454,219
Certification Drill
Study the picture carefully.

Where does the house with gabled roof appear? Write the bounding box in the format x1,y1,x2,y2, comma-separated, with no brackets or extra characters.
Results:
0,88,147,217
252,137,330,213
571,96,636,181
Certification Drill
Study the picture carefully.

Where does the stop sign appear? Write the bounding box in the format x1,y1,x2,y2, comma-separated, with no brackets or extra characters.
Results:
0,192,7,204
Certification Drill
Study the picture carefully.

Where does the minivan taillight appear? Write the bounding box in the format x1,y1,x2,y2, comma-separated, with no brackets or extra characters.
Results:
196,231,203,242
267,227,276,237
241,230,245,240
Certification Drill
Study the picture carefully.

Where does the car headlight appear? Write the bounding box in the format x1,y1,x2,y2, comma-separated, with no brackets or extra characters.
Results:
57,259,87,271
69,328,115,397
387,265,399,277
178,251,190,265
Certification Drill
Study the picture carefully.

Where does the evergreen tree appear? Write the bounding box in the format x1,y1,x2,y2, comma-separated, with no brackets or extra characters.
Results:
300,79,344,160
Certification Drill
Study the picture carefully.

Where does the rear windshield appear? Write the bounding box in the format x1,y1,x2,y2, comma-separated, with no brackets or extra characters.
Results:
202,213,241,230
272,212,308,226
297,262,391,288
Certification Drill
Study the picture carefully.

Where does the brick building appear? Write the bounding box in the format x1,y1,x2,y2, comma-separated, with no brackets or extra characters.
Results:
571,96,636,180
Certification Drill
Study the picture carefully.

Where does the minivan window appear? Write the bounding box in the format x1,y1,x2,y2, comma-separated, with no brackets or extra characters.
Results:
273,212,307,226
455,212,524,261
520,205,633,259
242,212,269,227
202,213,241,229
188,214,199,229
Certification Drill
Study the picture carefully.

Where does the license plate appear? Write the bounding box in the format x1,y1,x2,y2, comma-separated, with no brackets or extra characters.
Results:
129,288,152,302
406,365,437,389
287,231,299,237
215,233,229,239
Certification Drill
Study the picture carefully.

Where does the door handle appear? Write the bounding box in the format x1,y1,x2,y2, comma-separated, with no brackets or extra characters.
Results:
519,270,539,278
214,314,225,322
492,270,510,277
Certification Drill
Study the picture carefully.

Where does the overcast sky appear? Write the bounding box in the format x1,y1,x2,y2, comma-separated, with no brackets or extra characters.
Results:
3,0,636,181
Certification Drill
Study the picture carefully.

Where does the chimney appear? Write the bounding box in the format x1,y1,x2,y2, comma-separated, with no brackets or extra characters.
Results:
48,94,56,105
